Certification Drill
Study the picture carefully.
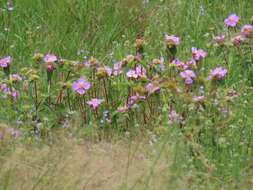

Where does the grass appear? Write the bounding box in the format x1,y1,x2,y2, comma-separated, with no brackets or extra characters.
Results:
0,0,253,189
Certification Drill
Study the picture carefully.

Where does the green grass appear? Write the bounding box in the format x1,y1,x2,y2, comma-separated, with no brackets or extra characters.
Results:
0,0,253,189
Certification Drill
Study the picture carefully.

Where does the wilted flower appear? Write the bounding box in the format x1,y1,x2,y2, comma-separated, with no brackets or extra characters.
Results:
192,47,207,61
232,35,245,47
72,77,91,95
224,13,240,27
44,54,57,63
145,82,160,94
0,56,11,68
180,70,196,85
240,24,253,38
165,34,180,47
208,67,227,81
87,98,103,110
213,35,225,46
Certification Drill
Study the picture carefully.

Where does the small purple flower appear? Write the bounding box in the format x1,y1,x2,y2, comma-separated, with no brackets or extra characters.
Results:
126,69,138,79
72,77,91,95
240,24,253,38
224,13,240,27
165,34,180,46
87,98,103,110
180,70,196,85
208,67,227,81
44,54,57,63
192,47,208,61
0,56,11,68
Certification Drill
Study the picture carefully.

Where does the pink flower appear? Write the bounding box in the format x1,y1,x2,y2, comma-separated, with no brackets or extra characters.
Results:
0,56,11,68
126,69,138,79
87,98,103,110
180,70,196,85
240,24,253,38
72,77,91,95
44,54,57,63
192,47,208,61
208,67,227,81
47,63,54,72
213,35,225,46
165,34,180,46
224,14,240,27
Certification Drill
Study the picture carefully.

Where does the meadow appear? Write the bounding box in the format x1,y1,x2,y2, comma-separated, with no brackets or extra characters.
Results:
0,0,253,189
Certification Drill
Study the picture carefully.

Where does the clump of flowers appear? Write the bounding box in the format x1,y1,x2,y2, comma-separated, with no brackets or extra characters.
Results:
191,47,208,61
224,13,240,28
126,65,147,79
72,77,91,95
208,67,227,81
87,98,103,110
180,70,196,85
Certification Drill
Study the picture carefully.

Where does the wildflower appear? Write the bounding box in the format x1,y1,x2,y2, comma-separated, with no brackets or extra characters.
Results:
87,98,103,110
171,59,188,70
165,34,180,47
193,96,206,103
72,77,91,95
0,56,11,68
113,62,123,76
145,82,160,94
168,110,182,123
208,67,227,81
180,70,196,85
224,13,240,27
192,47,207,61
47,63,54,72
128,93,146,107
126,65,147,79
104,66,112,77
5,128,22,139
44,54,57,63
240,24,253,38
10,74,22,82
232,35,245,47
213,35,225,46
186,59,196,69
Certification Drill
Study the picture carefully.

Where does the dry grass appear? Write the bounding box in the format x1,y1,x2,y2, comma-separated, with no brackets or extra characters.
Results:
0,134,185,190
